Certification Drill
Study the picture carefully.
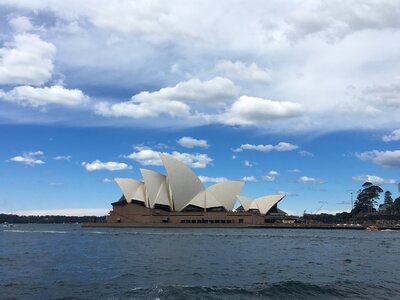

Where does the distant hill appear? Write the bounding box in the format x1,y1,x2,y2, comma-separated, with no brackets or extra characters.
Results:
0,214,106,224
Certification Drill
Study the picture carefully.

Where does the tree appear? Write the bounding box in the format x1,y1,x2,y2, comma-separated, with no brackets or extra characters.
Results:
352,182,383,215
384,191,393,205
390,196,400,213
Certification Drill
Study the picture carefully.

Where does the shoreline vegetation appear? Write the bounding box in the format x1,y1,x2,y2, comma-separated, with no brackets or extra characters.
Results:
0,214,106,224
302,181,400,226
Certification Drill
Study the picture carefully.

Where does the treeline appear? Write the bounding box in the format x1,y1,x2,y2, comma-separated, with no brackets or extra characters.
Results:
303,182,400,224
0,214,106,224
352,182,400,214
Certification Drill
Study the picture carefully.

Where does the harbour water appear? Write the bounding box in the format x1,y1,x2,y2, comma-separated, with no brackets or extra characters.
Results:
1,224,399,299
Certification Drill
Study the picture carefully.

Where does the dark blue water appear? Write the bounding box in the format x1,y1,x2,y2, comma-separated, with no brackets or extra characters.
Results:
1,224,399,299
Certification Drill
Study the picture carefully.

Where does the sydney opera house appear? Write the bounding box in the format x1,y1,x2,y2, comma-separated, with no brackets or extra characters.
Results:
101,154,297,227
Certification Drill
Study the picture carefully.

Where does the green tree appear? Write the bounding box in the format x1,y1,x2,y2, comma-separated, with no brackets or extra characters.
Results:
384,191,393,205
390,196,400,213
352,182,383,215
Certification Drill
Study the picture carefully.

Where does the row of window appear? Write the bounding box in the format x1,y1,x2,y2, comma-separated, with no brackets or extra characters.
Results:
180,219,239,224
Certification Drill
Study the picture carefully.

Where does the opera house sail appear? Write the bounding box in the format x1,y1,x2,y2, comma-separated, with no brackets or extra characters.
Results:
90,154,297,227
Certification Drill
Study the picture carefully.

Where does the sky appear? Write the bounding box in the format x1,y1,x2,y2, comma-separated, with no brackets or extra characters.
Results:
0,0,400,216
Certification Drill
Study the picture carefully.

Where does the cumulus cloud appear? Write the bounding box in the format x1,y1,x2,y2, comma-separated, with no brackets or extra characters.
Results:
262,170,280,182
95,77,236,120
289,168,301,173
362,81,400,107
215,60,271,84
94,99,190,119
352,174,396,185
102,178,113,183
198,176,228,183
244,160,253,167
298,176,324,184
9,16,34,32
178,136,209,148
383,129,400,142
286,1,400,41
2,2,400,133
9,150,45,166
1,85,89,107
133,77,237,104
356,150,400,168
234,142,299,152
53,155,71,161
242,176,257,182
0,34,56,85
219,96,304,126
298,150,314,157
94,99,189,119
81,160,132,171
125,148,212,168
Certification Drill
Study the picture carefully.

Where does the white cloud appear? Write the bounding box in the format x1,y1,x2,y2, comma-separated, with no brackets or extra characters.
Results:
94,98,189,119
125,148,212,168
242,176,257,182
133,77,237,104
102,178,113,183
9,16,34,32
7,208,109,217
286,1,400,41
362,82,400,107
81,160,132,171
215,60,271,84
0,34,55,85
356,150,400,168
2,2,400,133
352,174,396,185
262,170,280,182
53,155,71,161
1,85,89,107
9,151,44,166
298,176,324,184
383,129,400,142
76,1,189,40
244,160,253,167
234,142,299,152
298,150,314,157
289,168,301,173
178,136,209,148
94,77,237,120
198,176,228,183
219,96,304,126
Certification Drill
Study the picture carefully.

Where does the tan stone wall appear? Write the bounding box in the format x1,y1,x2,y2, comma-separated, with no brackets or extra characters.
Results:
106,202,271,225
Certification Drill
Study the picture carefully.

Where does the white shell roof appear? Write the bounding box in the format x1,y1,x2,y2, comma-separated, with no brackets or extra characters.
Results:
140,169,171,208
114,155,286,213
133,182,147,206
207,181,244,211
254,194,285,215
114,178,142,203
238,194,285,214
183,189,222,210
237,195,255,211
160,154,204,211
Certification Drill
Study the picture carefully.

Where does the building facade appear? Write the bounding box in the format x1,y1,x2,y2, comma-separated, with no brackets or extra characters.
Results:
102,154,296,227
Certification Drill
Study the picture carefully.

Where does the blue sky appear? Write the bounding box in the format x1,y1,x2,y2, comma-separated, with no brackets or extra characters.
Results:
0,1,400,216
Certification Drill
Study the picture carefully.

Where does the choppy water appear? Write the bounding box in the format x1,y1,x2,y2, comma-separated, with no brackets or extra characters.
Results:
1,224,399,299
